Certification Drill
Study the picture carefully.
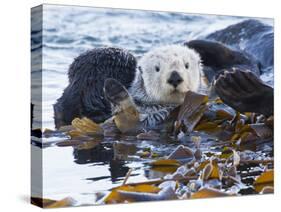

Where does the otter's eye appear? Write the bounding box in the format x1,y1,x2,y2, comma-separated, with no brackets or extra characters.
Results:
185,62,189,69
155,66,160,72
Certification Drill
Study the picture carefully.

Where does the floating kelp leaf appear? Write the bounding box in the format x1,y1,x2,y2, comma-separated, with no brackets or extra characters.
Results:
67,130,84,138
216,109,234,120
71,117,103,135
209,162,221,180
230,133,240,142
58,125,75,132
175,91,208,133
196,160,210,172
201,163,212,180
182,105,208,133
150,166,178,174
194,122,220,132
31,197,76,208
177,91,208,120
167,145,194,160
219,147,233,159
235,119,246,133
239,124,252,134
104,184,161,204
191,187,233,199
238,132,259,144
116,186,177,202
200,160,221,181
150,159,181,167
137,130,160,141
254,170,274,192
230,121,272,144
113,105,140,133
260,186,274,194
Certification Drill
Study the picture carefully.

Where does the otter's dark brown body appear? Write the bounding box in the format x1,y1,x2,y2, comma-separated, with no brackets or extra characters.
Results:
54,48,136,128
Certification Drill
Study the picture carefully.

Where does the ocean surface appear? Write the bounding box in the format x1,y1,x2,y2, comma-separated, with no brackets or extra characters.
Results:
31,4,273,205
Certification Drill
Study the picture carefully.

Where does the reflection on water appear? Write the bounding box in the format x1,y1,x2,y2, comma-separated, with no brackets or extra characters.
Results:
37,135,178,204
31,4,273,206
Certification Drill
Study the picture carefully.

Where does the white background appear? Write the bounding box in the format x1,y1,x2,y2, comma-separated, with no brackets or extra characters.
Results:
0,0,279,211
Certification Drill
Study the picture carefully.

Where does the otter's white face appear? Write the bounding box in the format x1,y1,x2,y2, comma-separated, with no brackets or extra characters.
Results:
138,45,203,104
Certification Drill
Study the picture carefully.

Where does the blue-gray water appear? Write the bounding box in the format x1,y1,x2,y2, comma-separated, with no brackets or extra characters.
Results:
31,4,273,205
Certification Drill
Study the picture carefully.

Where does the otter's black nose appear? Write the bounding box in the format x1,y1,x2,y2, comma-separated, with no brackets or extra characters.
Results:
167,71,183,88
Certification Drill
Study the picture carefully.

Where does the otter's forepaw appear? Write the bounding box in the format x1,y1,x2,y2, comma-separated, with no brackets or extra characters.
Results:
104,78,130,105
104,78,136,110
214,68,273,116
104,78,140,133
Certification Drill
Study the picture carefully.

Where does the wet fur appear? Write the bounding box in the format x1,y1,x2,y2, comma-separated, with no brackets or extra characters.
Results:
54,47,136,128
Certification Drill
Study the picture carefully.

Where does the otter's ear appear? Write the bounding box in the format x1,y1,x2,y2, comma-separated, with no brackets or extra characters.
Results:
138,66,143,74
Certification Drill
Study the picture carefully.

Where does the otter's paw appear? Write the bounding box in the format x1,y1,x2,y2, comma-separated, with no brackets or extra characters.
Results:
104,78,136,112
104,78,140,133
214,68,273,116
104,78,130,105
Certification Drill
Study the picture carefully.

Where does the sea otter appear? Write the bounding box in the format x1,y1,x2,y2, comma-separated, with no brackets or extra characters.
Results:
54,45,204,129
